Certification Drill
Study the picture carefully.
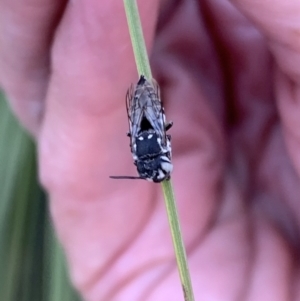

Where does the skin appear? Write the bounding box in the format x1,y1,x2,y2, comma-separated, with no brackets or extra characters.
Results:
1,0,300,300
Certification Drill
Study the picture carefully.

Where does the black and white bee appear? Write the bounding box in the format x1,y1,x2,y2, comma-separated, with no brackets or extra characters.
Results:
110,75,173,182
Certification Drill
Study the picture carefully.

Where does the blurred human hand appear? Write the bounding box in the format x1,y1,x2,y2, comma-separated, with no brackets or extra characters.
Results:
1,0,300,300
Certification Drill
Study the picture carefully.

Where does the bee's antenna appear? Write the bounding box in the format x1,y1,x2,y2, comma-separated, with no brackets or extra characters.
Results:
110,176,145,180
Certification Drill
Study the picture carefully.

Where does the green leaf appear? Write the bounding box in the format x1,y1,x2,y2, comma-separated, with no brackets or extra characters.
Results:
0,93,81,301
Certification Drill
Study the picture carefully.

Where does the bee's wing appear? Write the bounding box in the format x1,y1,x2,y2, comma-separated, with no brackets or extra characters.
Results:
126,85,134,133
126,84,144,153
142,79,167,146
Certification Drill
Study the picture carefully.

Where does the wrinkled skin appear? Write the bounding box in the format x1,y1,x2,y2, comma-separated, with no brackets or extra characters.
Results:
1,0,300,300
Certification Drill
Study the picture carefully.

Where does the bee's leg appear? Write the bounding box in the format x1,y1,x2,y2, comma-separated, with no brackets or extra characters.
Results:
165,121,173,131
127,132,131,137
167,134,171,141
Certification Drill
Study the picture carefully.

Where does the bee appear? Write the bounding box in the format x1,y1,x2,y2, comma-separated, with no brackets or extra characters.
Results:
110,75,173,182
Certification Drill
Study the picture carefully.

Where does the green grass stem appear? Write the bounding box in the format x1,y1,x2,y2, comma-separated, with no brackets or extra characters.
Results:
123,1,195,300
123,0,152,79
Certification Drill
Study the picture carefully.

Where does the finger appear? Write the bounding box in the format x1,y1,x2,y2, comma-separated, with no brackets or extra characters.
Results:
227,0,300,295
38,0,162,298
0,0,67,135
229,0,300,211
230,0,300,82
39,0,160,189
201,0,274,174
200,0,300,221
